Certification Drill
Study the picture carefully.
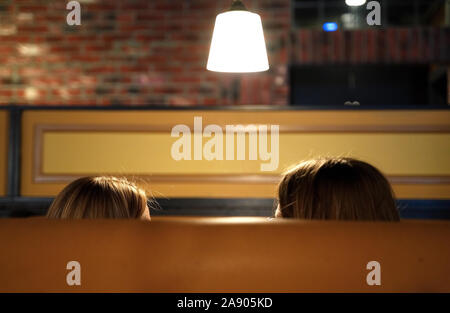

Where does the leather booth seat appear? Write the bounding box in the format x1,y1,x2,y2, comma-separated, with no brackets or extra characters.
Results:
0,217,449,292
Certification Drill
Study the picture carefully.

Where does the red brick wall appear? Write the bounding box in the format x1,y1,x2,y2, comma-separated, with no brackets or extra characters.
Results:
292,28,450,64
0,0,448,106
0,0,290,106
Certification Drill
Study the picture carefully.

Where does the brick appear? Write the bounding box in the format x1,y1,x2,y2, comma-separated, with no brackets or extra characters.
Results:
136,34,165,42
136,13,165,21
121,3,149,10
202,98,217,105
153,65,183,72
2,0,293,106
19,5,47,12
103,34,129,42
87,4,116,11
120,66,146,73
2,77,25,85
66,35,97,42
46,35,64,43
86,66,116,74
154,3,184,11
71,55,101,62
189,1,218,10
49,46,80,53
153,87,183,94
172,76,202,83
103,76,132,84
17,25,48,32
0,90,14,97
0,5,11,12
84,44,113,52
0,46,15,54
95,87,113,95
119,25,150,32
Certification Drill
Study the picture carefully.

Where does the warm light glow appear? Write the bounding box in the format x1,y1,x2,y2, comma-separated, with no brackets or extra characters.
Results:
345,0,366,6
24,87,39,100
207,10,269,73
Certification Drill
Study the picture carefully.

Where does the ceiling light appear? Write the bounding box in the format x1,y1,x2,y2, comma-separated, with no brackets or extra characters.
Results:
345,0,366,6
207,0,269,73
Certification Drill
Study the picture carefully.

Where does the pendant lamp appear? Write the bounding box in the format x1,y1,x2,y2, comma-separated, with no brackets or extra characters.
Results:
207,0,269,73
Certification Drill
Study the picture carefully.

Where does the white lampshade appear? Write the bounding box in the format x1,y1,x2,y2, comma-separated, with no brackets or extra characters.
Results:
207,10,269,73
345,0,366,6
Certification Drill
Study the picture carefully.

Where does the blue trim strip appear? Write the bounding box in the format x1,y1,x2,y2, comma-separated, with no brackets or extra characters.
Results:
398,200,450,219
0,198,449,219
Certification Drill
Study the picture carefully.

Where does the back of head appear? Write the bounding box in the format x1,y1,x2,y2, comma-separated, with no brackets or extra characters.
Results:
46,176,149,219
277,157,400,221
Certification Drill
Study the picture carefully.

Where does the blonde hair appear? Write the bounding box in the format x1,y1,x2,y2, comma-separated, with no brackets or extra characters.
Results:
276,157,400,221
46,176,149,219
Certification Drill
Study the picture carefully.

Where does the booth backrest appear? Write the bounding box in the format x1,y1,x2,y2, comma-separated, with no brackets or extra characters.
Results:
0,217,449,292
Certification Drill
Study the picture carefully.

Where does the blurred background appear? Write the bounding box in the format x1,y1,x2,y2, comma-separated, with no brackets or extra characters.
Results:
0,0,448,106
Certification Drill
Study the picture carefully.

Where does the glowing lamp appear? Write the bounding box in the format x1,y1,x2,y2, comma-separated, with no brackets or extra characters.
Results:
207,0,269,73
345,0,366,6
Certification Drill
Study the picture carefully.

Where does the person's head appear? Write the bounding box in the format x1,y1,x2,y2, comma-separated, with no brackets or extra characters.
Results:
46,176,151,219
275,157,399,221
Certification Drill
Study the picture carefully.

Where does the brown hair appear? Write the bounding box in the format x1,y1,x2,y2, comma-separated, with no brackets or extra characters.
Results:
46,176,150,219
276,157,400,221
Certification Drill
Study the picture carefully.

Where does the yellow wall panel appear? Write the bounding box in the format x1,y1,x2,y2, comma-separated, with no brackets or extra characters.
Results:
21,110,450,199
41,132,450,176
281,133,450,176
42,132,266,175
